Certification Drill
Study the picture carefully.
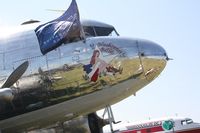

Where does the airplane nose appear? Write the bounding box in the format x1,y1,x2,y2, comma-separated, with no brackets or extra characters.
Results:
135,40,167,81
136,40,168,60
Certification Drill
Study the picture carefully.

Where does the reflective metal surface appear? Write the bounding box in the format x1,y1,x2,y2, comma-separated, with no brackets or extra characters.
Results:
0,25,167,132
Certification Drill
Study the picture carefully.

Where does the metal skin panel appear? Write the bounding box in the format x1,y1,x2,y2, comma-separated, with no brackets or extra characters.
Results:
0,28,167,132
0,53,3,71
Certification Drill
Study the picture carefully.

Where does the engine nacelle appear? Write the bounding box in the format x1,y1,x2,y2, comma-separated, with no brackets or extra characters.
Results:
0,88,14,101
28,113,109,133
56,113,109,133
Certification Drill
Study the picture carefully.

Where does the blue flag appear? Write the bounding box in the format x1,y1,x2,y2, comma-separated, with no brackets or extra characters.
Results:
35,0,81,55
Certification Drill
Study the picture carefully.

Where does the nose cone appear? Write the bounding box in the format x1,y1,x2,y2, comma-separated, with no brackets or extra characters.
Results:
136,40,167,81
138,40,168,60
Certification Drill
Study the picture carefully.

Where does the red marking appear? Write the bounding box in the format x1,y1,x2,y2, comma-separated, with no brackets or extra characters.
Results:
91,68,99,82
177,128,200,133
120,127,200,133
121,126,164,133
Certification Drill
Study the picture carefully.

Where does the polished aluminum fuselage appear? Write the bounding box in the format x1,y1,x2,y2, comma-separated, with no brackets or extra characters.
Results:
0,24,167,132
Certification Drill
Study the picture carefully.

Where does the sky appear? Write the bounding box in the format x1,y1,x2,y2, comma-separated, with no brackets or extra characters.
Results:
0,0,200,127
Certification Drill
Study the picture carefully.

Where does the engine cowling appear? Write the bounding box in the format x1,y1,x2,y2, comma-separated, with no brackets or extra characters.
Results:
59,113,109,133
28,113,109,133
0,88,14,101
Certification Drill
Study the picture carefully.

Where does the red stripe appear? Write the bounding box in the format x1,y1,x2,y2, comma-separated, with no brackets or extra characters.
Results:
121,127,200,133
177,128,200,133
120,126,164,133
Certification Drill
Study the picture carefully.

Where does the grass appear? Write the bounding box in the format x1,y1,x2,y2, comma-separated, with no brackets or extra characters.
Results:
48,58,166,102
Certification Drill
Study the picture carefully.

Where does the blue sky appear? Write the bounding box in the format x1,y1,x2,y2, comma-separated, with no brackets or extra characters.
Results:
0,0,200,124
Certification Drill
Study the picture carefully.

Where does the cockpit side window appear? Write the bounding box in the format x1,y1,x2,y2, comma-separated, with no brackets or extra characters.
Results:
181,119,193,125
94,27,115,36
83,26,118,37
181,120,187,125
186,119,193,124
109,29,120,36
83,26,96,37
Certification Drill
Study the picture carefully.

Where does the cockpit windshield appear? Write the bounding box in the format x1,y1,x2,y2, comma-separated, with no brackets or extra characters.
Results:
83,26,119,37
82,20,119,37
181,118,194,125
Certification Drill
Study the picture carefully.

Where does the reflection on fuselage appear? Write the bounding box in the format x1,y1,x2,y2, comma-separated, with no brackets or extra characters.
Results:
0,29,167,124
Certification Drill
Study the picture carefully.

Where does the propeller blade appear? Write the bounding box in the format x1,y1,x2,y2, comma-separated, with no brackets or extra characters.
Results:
1,61,29,88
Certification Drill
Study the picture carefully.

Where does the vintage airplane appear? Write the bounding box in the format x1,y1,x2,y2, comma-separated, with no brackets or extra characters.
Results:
104,117,200,133
0,0,168,132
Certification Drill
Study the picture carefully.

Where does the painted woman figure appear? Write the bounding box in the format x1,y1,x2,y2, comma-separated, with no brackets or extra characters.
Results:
83,50,108,82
